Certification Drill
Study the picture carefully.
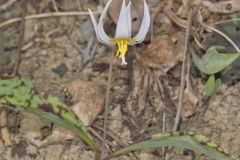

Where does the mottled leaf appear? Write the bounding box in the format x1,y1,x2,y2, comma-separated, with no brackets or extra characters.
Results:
106,132,235,160
0,77,99,158
191,46,240,74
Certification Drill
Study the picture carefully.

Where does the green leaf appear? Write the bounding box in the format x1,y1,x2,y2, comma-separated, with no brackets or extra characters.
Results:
106,132,236,160
0,77,99,159
191,46,240,74
204,75,216,99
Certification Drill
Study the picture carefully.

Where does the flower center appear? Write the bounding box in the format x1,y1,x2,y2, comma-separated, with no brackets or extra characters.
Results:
111,38,134,59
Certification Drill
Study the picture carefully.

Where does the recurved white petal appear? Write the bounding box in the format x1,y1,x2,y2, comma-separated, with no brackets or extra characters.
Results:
97,0,114,45
88,9,106,44
129,0,150,45
127,2,132,37
115,0,130,38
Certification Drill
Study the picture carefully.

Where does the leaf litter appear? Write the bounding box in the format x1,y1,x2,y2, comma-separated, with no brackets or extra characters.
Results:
0,0,240,159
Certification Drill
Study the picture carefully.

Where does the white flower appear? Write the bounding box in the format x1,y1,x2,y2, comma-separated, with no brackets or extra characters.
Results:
88,0,150,65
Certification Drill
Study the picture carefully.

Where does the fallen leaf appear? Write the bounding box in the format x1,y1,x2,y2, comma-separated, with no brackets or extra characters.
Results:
65,80,105,126
183,88,199,118
39,127,77,146
138,32,185,73
183,65,200,118
0,110,11,146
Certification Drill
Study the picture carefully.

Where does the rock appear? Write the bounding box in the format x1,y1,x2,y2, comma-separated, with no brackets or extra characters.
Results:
19,113,42,140
65,80,105,126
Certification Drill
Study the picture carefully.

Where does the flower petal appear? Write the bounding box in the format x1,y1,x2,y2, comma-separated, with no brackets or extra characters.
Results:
97,0,114,45
88,0,113,45
115,0,130,38
129,0,150,45
88,9,105,44
127,2,132,37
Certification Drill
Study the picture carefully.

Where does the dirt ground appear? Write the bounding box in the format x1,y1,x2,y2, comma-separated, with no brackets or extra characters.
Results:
0,0,240,160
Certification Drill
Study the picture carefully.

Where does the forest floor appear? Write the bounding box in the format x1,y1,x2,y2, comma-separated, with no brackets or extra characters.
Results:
0,0,240,159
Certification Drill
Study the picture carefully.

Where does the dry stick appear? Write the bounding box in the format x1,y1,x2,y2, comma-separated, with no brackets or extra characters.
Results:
0,11,99,29
101,55,114,160
173,9,194,132
211,18,240,26
0,0,17,12
162,111,166,159
13,0,27,76
202,24,240,52
51,0,59,12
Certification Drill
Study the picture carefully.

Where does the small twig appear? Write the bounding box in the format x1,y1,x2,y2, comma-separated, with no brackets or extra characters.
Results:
202,24,240,52
88,127,115,149
211,18,240,26
0,0,17,12
76,0,84,11
51,0,59,12
100,55,114,160
173,9,194,132
13,0,27,76
0,11,99,29
0,30,6,66
162,111,166,159
73,36,99,65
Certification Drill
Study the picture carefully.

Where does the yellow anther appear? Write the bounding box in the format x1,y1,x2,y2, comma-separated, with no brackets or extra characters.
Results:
110,38,134,59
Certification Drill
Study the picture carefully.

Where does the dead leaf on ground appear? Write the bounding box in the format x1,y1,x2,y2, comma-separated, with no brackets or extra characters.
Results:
137,32,185,73
37,127,77,146
64,80,105,126
177,0,202,18
202,0,240,13
183,84,199,117
0,110,11,146
164,0,202,28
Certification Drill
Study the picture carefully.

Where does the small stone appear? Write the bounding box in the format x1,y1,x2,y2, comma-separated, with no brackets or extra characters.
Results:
52,63,68,78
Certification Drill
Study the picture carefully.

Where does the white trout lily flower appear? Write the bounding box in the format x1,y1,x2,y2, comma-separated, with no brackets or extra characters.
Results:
88,0,150,65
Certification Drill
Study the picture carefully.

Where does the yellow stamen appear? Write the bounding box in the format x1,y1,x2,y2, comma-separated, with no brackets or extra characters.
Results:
111,38,134,59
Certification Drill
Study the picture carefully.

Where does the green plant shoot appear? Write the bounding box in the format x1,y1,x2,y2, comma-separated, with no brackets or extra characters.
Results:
0,77,99,159
191,46,240,74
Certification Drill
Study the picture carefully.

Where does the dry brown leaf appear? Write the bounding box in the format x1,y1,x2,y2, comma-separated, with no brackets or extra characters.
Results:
182,56,200,118
38,127,77,146
65,80,105,126
137,32,185,73
202,0,240,13
183,85,199,117
0,110,11,146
